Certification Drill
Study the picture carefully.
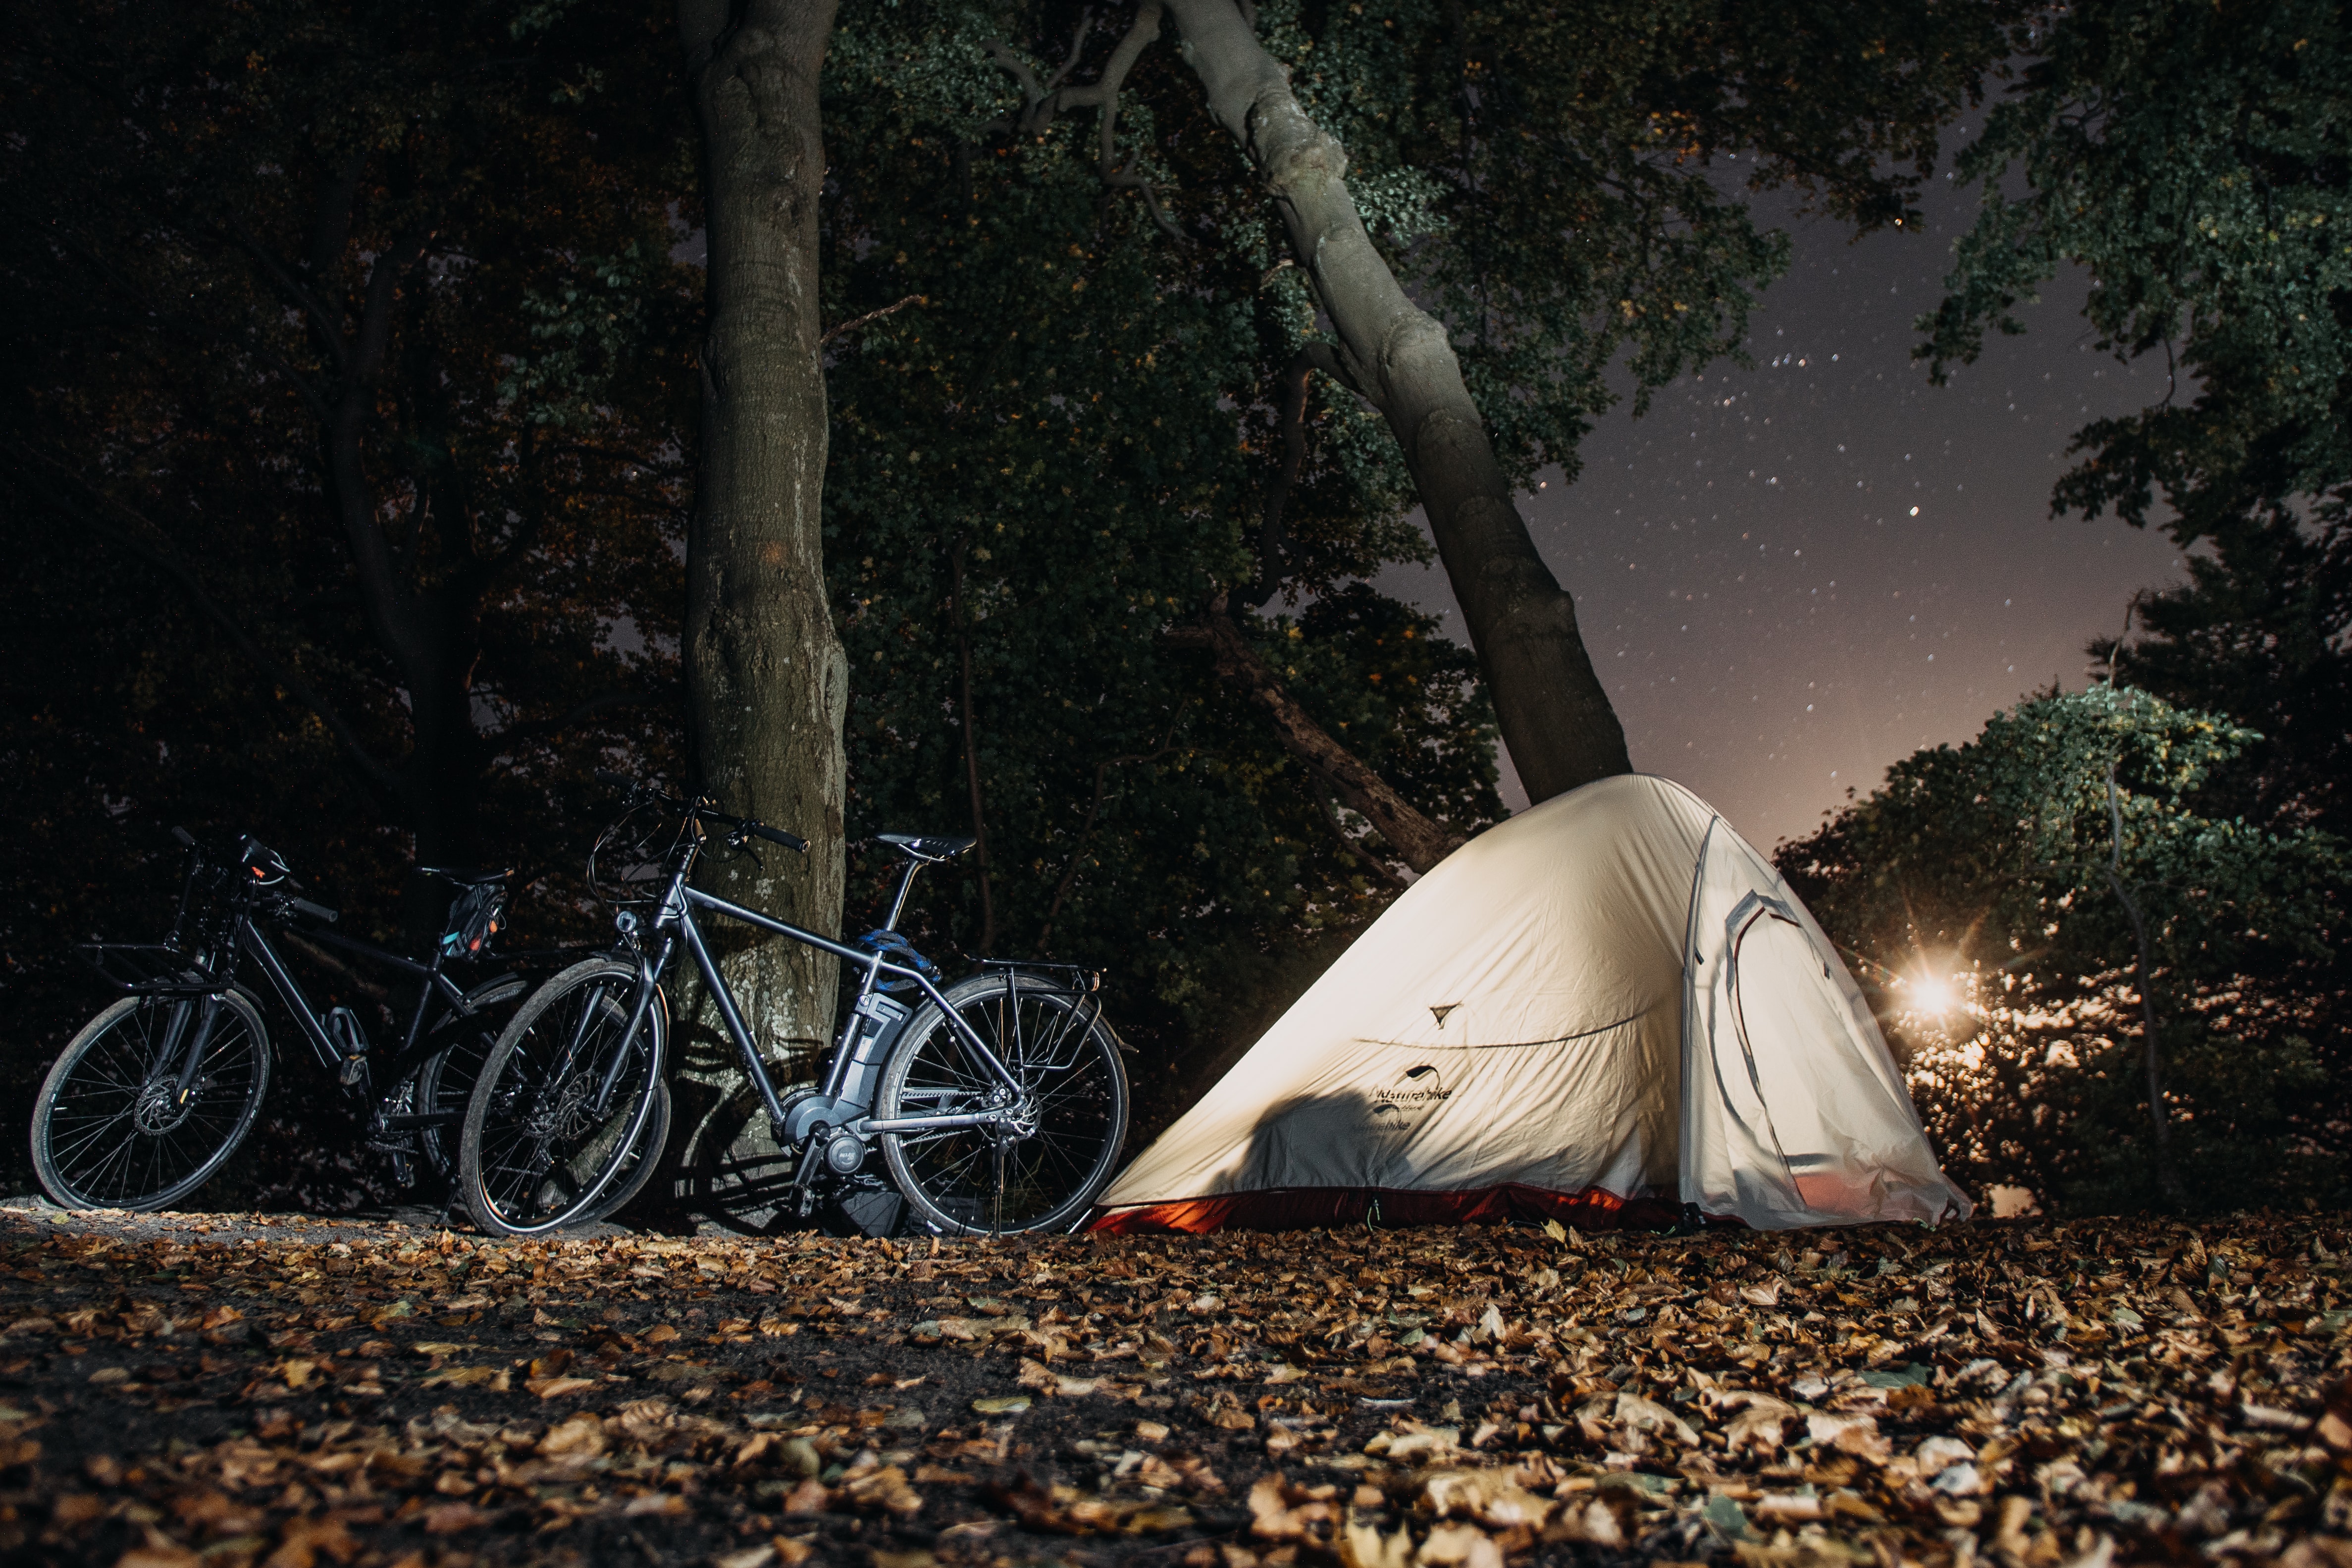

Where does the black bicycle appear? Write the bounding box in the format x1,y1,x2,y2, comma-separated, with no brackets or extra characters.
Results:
457,773,1130,1238
29,829,602,1214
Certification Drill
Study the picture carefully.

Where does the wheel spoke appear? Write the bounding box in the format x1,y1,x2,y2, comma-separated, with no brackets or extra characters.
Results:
880,979,1126,1235
35,997,268,1210
464,966,664,1234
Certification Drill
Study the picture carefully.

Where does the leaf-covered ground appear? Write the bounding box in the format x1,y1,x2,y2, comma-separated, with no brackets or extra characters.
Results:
1,1204,2348,1568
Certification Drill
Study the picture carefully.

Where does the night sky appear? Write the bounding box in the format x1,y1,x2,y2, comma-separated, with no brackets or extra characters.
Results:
1378,171,2190,848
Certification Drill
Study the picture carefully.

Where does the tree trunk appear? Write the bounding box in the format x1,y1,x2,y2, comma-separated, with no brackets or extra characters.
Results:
678,0,849,1096
1161,0,1631,804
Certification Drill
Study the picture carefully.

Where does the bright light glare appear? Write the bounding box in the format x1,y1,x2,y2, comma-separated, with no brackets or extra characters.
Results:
1909,972,1960,1017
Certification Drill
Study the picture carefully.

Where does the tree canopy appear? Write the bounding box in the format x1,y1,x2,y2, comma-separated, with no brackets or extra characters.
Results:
1780,685,2348,1215
1923,0,2351,838
3,0,2046,1198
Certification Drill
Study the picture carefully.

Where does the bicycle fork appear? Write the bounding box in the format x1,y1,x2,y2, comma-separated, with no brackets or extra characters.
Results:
163,997,223,1107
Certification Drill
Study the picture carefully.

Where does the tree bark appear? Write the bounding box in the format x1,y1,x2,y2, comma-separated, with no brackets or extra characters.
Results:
1162,606,1463,874
1161,0,1631,804
679,0,849,1086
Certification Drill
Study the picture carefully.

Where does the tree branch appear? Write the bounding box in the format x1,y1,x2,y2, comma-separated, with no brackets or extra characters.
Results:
2107,760,2183,1205
221,212,350,374
985,2,1178,239
1160,600,1463,873
327,224,437,678
1316,782,1410,889
822,293,925,344
307,147,369,296
1237,341,1340,608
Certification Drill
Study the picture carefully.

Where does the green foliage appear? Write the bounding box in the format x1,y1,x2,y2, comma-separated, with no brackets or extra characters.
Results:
1272,0,2027,469
0,0,697,1195
819,0,2026,1105
1918,0,2351,935
951,0,2028,489
1780,686,2349,1215
817,37,1502,1094
1921,0,2351,542
2114,502,2352,839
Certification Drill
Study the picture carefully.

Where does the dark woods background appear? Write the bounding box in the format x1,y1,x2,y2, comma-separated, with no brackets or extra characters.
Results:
0,0,1507,1210
3,0,2344,1217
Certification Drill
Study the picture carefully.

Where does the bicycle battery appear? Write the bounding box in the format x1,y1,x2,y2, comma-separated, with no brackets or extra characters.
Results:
326,1005,371,1087
835,991,910,1110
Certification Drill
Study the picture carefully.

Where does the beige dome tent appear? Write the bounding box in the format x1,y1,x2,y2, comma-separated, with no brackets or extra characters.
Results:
1091,775,1971,1234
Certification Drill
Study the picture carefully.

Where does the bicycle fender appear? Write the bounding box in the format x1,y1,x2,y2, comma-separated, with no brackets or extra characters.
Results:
453,974,528,1015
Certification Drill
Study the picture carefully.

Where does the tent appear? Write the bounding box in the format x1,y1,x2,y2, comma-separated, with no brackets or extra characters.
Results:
1091,774,1971,1234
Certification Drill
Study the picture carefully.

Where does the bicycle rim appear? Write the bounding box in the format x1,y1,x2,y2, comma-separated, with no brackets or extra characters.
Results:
465,964,663,1234
33,992,271,1212
416,985,522,1181
880,977,1127,1235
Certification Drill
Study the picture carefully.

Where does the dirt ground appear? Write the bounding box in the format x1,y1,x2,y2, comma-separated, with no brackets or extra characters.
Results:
0,1202,2346,1568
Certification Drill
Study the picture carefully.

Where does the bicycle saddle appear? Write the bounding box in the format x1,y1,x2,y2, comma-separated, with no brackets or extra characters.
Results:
418,865,512,887
878,833,978,862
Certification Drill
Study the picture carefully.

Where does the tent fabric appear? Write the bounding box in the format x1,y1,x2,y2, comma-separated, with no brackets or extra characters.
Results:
1091,774,1970,1234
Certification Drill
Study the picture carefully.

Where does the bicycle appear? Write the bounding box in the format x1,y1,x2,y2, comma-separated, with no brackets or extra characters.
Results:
28,829,619,1215
456,772,1131,1238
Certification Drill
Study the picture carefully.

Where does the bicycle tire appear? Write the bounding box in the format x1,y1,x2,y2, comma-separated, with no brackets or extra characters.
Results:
876,972,1128,1236
458,957,667,1236
31,989,272,1212
413,974,529,1182
601,1075,673,1218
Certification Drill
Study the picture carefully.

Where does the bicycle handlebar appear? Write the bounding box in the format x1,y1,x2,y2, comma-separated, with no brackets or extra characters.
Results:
285,896,340,925
593,770,808,854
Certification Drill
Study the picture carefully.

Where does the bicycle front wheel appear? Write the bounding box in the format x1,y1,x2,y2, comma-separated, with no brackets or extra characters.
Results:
459,958,667,1236
31,990,272,1212
877,973,1128,1236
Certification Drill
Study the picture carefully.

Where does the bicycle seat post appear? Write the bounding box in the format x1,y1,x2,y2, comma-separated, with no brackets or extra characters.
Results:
881,856,926,933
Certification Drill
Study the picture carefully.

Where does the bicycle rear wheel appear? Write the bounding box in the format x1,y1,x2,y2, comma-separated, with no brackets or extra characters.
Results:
31,990,271,1212
414,974,529,1183
459,958,667,1236
876,973,1128,1236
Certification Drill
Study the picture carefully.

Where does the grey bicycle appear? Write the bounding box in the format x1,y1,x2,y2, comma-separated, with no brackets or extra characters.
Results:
455,772,1130,1237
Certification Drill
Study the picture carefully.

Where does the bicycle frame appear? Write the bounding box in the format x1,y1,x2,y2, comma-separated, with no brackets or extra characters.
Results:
92,845,512,1127
574,819,1036,1216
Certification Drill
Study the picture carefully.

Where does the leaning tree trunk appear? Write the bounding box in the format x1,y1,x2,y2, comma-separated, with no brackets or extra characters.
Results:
675,0,849,1218
1162,0,1631,804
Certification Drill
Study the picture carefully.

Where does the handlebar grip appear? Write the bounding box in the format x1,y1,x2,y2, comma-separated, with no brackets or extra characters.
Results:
288,897,340,925
748,823,809,853
171,826,197,848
